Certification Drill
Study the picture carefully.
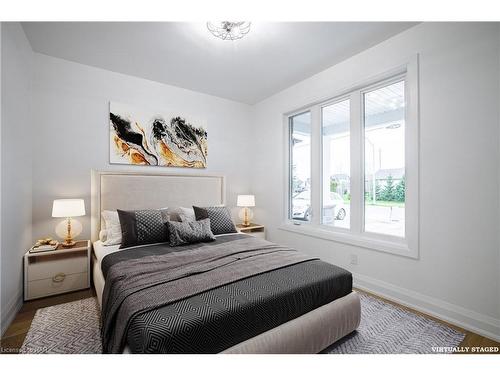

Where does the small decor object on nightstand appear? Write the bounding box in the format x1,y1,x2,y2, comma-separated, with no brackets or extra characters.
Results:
30,238,59,253
237,194,255,227
52,199,86,248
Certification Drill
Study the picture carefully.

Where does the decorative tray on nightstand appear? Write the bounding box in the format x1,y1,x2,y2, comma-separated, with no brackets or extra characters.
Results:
29,241,59,253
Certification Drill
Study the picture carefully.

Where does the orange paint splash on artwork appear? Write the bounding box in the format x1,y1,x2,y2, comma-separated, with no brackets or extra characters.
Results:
114,135,130,154
129,149,150,165
114,134,149,165
158,140,205,168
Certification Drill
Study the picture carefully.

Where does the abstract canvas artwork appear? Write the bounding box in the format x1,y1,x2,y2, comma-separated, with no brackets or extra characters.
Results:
109,102,207,168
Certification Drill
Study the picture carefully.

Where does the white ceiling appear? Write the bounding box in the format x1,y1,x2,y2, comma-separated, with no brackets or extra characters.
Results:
22,22,417,104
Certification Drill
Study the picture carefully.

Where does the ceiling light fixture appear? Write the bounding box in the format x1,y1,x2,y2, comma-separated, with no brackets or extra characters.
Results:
207,21,251,40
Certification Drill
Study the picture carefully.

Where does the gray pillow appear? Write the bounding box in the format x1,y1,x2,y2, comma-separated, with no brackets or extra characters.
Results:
117,209,169,249
166,207,195,222
193,206,237,235
166,218,216,246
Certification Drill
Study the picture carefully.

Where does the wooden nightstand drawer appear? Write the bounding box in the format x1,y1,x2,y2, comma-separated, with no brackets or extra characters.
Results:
27,255,87,281
27,272,88,300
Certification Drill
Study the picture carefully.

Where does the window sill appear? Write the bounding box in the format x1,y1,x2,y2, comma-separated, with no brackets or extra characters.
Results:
278,223,418,259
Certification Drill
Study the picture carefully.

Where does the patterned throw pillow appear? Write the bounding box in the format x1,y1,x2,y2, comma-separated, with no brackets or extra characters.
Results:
193,206,237,235
117,209,169,249
166,218,216,246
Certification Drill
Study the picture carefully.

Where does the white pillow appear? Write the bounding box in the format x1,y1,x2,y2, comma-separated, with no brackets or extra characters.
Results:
99,229,108,242
101,210,122,246
178,207,196,222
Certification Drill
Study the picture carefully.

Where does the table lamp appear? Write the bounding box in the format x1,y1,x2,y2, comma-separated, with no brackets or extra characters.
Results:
237,195,255,227
52,199,86,247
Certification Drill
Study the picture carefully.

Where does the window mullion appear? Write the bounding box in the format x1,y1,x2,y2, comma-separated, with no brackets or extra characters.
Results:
310,105,321,226
350,90,363,234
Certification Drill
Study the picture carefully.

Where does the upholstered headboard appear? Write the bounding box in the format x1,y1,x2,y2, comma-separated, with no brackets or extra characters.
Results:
90,170,226,242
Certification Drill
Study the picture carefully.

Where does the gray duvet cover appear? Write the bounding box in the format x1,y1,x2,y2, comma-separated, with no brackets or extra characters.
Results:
101,234,352,353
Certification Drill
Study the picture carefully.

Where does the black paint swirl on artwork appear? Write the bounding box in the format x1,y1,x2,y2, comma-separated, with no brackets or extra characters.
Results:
110,113,158,164
151,116,207,163
152,118,168,140
170,117,207,163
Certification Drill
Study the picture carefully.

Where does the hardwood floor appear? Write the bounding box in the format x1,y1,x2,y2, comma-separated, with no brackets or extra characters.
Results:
1,287,498,354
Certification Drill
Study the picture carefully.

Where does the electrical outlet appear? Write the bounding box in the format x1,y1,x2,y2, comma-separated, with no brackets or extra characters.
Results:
350,254,358,265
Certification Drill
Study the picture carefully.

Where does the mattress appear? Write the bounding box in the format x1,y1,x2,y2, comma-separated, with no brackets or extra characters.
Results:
99,234,352,354
93,240,121,268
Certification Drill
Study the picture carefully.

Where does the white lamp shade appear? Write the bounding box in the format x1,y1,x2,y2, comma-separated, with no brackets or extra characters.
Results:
52,199,86,218
237,195,255,207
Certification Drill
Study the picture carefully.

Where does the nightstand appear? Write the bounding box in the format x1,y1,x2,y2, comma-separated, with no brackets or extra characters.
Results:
23,240,91,301
236,223,265,239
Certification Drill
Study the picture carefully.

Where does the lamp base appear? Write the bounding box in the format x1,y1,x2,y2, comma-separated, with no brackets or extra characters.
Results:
61,240,76,248
60,217,76,248
239,207,254,227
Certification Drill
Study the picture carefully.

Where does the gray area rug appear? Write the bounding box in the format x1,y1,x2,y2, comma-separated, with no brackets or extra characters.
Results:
20,298,101,354
324,293,465,354
21,293,464,354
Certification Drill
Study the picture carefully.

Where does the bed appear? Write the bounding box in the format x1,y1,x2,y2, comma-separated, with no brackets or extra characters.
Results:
91,170,361,354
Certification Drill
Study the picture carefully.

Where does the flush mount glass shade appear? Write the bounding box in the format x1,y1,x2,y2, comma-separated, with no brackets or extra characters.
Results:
207,22,251,40
237,195,255,207
52,199,86,218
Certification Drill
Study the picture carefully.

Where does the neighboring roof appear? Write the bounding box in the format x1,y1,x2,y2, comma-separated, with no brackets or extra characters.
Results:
375,168,405,180
330,174,350,181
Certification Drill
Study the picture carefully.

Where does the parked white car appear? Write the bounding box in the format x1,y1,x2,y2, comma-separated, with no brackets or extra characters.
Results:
291,190,312,221
292,191,347,222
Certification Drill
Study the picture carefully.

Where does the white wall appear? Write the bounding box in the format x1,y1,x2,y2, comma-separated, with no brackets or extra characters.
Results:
30,54,254,241
252,22,500,340
0,22,33,334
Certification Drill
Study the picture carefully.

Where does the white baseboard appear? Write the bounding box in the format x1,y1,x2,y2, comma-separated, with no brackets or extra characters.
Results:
1,291,23,336
353,272,500,343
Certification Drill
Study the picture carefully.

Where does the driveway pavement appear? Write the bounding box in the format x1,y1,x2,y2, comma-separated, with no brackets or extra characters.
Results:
325,204,405,237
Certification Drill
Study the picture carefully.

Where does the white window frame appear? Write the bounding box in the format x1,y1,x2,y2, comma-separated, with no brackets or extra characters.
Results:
281,56,419,258
287,110,313,222
319,95,352,232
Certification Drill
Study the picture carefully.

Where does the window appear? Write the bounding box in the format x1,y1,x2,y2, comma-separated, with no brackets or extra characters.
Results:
322,99,350,229
289,112,311,222
364,80,405,237
285,61,419,257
